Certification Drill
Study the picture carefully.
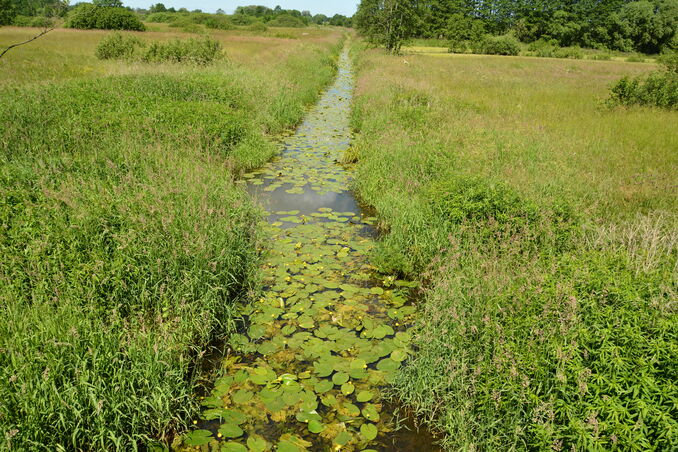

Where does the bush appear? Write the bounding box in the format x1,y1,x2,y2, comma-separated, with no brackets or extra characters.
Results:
95,32,142,60
11,15,53,27
475,34,521,56
66,3,145,31
626,55,646,63
204,15,234,30
267,14,306,28
145,11,176,22
589,52,612,60
249,21,267,32
609,54,678,109
141,37,223,65
554,46,584,59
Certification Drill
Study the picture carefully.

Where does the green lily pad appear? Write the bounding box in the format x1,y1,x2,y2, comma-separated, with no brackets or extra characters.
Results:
341,383,355,395
314,379,334,393
247,435,268,452
332,372,349,385
308,420,326,434
370,287,384,295
362,404,380,422
360,423,378,441
356,391,374,402
183,429,212,446
376,358,401,372
391,349,408,362
218,423,243,439
334,430,352,446
221,442,248,452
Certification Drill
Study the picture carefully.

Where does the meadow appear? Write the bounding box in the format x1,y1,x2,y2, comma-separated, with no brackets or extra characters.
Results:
0,25,343,450
349,45,677,450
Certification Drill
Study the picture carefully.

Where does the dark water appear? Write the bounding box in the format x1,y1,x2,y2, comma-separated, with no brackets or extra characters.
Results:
176,48,441,452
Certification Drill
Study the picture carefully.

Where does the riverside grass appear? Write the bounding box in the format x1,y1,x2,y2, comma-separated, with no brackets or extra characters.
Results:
349,45,677,450
0,27,344,451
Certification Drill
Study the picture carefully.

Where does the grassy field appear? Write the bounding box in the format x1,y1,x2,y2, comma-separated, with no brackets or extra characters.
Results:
350,44,677,450
0,26,344,451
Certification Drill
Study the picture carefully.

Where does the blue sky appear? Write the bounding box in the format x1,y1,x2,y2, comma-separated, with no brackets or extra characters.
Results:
123,1,360,16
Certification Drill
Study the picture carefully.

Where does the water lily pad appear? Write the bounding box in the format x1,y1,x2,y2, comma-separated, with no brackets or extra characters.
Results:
221,442,248,452
370,287,384,295
308,420,326,434
247,435,268,452
221,410,247,425
361,404,380,422
183,429,212,446
360,423,378,441
314,379,334,393
334,430,352,446
356,391,374,402
341,383,355,395
391,349,408,362
218,423,243,439
332,372,349,385
376,358,400,372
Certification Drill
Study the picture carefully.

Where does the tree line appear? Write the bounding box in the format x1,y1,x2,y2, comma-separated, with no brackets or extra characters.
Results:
356,0,678,54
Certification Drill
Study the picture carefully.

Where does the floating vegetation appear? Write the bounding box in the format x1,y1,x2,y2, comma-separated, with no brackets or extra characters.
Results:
175,49,419,451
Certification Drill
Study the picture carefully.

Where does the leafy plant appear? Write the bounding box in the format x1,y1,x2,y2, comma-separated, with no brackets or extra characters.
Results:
95,32,142,60
474,35,521,56
65,2,145,31
140,37,223,65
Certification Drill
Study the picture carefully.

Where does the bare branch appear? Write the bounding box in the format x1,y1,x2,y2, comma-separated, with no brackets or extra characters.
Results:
0,27,55,60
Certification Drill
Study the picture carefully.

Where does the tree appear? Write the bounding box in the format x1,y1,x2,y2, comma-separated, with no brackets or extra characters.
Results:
148,3,166,13
93,0,123,7
216,8,225,15
0,0,16,25
355,0,420,53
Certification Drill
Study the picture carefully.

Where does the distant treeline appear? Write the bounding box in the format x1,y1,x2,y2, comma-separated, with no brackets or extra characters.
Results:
0,2,353,28
356,0,678,54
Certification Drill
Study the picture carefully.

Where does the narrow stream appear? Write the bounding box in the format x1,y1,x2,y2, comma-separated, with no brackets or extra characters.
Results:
176,48,440,452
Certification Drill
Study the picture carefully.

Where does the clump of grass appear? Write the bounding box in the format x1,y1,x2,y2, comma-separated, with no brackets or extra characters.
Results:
95,33,223,65
350,44,677,450
141,37,222,64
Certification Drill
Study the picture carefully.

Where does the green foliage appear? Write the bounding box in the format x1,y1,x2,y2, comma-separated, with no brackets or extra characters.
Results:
145,11,175,22
355,0,420,54
350,43,677,450
249,21,268,32
0,34,342,451
474,34,521,56
11,14,53,27
204,14,234,30
357,0,678,54
65,3,145,31
95,32,141,59
609,53,678,109
141,37,222,65
0,0,16,25
267,14,305,28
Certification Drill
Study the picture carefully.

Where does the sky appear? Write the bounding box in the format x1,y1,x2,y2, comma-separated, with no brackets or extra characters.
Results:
123,1,360,16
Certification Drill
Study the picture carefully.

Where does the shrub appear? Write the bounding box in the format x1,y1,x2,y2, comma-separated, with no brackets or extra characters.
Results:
145,12,176,22
553,46,584,59
609,53,678,109
66,3,145,31
589,52,612,60
141,37,223,65
475,34,521,56
95,32,142,60
267,14,306,28
204,15,234,30
230,14,255,26
626,55,646,62
249,21,268,32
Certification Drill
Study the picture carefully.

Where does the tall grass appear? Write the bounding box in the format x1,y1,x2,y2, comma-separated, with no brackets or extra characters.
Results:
0,29,343,451
350,43,677,450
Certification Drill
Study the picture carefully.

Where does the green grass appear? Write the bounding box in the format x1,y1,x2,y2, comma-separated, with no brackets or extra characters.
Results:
350,43,677,450
0,27,343,451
